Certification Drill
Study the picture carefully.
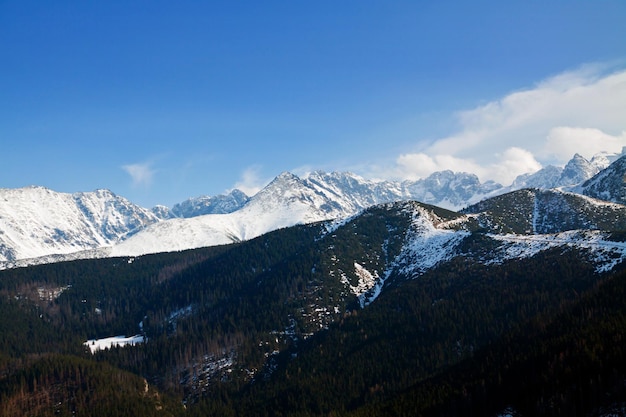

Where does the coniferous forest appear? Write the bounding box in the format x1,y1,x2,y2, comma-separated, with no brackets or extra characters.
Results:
0,201,625,416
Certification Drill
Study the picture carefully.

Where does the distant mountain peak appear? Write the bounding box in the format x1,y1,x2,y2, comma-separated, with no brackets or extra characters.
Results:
559,153,598,187
170,189,250,218
0,187,160,264
274,171,300,182
581,154,626,205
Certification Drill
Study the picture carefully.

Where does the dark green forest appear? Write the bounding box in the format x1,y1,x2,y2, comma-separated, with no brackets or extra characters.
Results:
1,202,625,416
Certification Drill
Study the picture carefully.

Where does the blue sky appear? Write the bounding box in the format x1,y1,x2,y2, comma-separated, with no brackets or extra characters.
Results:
1,1,626,208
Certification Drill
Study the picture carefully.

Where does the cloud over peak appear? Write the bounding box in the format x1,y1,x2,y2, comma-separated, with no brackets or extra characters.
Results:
232,165,268,196
390,64,626,186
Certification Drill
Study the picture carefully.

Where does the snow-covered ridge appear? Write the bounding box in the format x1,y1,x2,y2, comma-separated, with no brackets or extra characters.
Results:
0,187,159,263
487,231,626,273
333,201,626,310
1,152,624,269
392,206,471,277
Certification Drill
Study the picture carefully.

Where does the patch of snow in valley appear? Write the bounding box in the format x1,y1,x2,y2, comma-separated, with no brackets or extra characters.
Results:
84,335,145,354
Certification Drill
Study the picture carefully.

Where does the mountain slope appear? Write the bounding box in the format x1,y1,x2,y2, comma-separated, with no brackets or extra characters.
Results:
0,187,159,263
463,188,626,234
1,197,626,415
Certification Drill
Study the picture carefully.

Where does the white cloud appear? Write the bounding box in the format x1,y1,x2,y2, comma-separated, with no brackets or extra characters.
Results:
395,153,484,180
122,162,155,187
396,147,541,186
545,127,626,160
233,165,268,196
490,147,543,185
386,64,626,186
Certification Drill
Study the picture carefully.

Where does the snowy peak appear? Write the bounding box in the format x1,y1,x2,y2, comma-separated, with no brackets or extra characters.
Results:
0,187,159,262
590,151,620,171
510,165,563,190
581,154,626,205
170,189,249,218
559,153,599,187
403,170,501,210
240,171,352,224
72,189,158,239
303,171,403,213
151,205,172,219
508,152,617,193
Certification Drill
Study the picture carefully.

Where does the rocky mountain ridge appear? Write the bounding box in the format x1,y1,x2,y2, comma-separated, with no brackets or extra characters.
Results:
0,187,159,263
0,151,624,268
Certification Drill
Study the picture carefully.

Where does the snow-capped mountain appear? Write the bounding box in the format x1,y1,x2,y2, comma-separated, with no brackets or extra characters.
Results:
0,187,160,263
402,170,502,209
507,151,621,192
1,151,625,269
581,154,626,205
110,171,372,257
169,189,250,218
559,153,601,186
508,165,563,190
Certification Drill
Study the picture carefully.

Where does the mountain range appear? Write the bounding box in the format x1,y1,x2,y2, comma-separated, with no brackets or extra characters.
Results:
1,175,626,415
1,150,626,416
0,150,624,269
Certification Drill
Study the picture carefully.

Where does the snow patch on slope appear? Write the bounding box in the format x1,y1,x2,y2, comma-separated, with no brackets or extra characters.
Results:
394,207,470,277
340,262,381,308
356,206,471,307
487,231,626,273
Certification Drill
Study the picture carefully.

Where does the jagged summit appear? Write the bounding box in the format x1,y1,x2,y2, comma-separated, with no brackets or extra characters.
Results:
170,189,249,218
581,154,626,205
402,170,502,209
507,152,616,193
559,153,599,186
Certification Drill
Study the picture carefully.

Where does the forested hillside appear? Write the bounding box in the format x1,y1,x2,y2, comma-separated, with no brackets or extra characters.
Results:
0,199,625,416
